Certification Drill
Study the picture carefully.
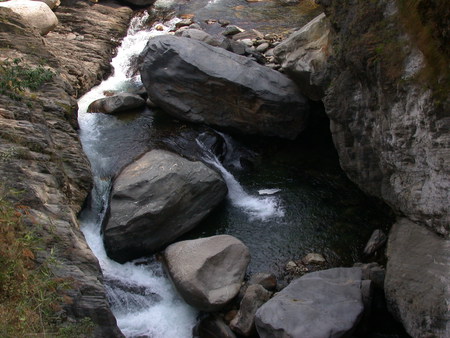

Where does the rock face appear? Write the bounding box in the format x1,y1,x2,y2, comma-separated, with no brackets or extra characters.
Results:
0,0,58,35
87,93,145,114
139,35,309,140
274,12,330,100
255,268,365,337
318,0,450,236
163,235,250,311
0,2,132,336
385,218,450,337
103,150,227,263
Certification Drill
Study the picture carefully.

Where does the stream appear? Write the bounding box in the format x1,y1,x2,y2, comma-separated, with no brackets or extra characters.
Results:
77,3,392,337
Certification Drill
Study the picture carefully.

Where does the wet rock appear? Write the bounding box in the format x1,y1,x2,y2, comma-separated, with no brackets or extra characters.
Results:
164,235,250,311
385,218,450,337
176,18,194,28
194,315,237,338
363,229,387,255
220,39,247,55
121,0,156,7
0,0,58,35
248,273,277,291
103,150,227,263
178,28,221,46
140,35,309,139
274,13,330,100
232,29,264,41
255,268,365,337
87,93,145,114
230,284,272,336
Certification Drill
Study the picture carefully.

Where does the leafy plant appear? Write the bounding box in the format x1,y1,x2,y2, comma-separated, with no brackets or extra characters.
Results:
0,58,54,101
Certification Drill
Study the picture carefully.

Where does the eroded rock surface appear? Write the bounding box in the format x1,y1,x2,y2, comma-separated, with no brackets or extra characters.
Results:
87,93,145,114
0,2,132,335
103,150,227,263
385,218,450,337
255,267,365,337
140,35,309,140
164,235,250,311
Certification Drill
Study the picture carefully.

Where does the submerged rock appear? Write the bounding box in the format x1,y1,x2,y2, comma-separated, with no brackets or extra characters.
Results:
139,35,309,140
164,235,250,311
385,218,450,337
0,0,58,35
255,267,365,337
103,150,227,263
87,93,145,114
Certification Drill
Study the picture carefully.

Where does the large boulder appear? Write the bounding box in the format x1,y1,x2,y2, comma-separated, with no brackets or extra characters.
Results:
163,235,251,311
274,12,330,100
103,150,227,263
139,35,309,140
0,0,58,35
255,267,365,337
87,93,145,114
385,218,450,337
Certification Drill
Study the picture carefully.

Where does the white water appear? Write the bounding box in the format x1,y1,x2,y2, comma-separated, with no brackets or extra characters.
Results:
196,139,285,221
78,13,197,338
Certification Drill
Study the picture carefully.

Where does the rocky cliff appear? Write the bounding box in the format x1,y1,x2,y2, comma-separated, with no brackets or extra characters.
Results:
315,0,449,336
0,1,132,336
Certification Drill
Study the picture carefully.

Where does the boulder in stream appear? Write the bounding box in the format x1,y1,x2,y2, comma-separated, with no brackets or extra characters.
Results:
139,35,309,140
255,267,365,337
87,92,145,114
163,235,250,311
103,150,227,263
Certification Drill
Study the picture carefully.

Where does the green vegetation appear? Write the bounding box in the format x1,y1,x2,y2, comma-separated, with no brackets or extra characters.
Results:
0,188,94,337
0,58,54,101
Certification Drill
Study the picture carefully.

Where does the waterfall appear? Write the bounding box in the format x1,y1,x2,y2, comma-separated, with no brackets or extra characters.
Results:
78,13,197,338
196,138,285,221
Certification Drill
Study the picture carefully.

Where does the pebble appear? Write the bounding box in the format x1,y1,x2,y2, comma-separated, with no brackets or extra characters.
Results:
256,42,270,53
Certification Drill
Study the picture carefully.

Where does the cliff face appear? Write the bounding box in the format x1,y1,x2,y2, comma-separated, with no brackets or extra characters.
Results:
319,0,449,236
0,1,132,336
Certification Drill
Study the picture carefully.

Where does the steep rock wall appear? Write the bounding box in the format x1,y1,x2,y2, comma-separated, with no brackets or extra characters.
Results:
319,0,449,236
0,1,132,336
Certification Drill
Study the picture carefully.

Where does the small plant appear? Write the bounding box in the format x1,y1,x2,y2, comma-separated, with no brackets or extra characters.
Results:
0,58,54,101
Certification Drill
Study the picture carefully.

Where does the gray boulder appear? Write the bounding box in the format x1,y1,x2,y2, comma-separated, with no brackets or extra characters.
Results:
274,13,330,100
385,218,450,337
255,267,365,337
139,35,309,140
177,28,221,47
230,284,272,336
87,93,145,114
103,150,227,263
163,235,250,311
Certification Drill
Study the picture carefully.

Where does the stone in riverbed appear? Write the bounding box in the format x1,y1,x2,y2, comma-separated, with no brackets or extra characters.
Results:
255,267,365,337
103,150,227,263
87,93,145,114
139,35,309,140
163,235,250,311
177,28,221,47
0,0,58,35
363,229,387,255
385,218,450,337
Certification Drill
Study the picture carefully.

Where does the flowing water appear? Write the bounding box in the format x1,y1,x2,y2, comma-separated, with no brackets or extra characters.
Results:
77,6,392,337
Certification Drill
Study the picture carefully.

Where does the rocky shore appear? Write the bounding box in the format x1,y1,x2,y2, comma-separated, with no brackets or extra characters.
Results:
1,0,448,337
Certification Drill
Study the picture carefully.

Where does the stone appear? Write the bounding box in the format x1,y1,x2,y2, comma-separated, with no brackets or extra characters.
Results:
248,273,277,291
140,35,309,140
255,268,365,337
354,262,385,290
87,93,145,114
232,29,264,41
274,13,330,100
230,284,272,336
194,315,237,338
121,0,156,7
363,229,387,255
164,235,250,311
33,0,60,10
385,218,450,337
220,39,247,55
176,18,193,28
179,28,221,47
222,25,244,36
0,0,58,35
256,42,269,53
302,252,326,265
103,150,227,263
